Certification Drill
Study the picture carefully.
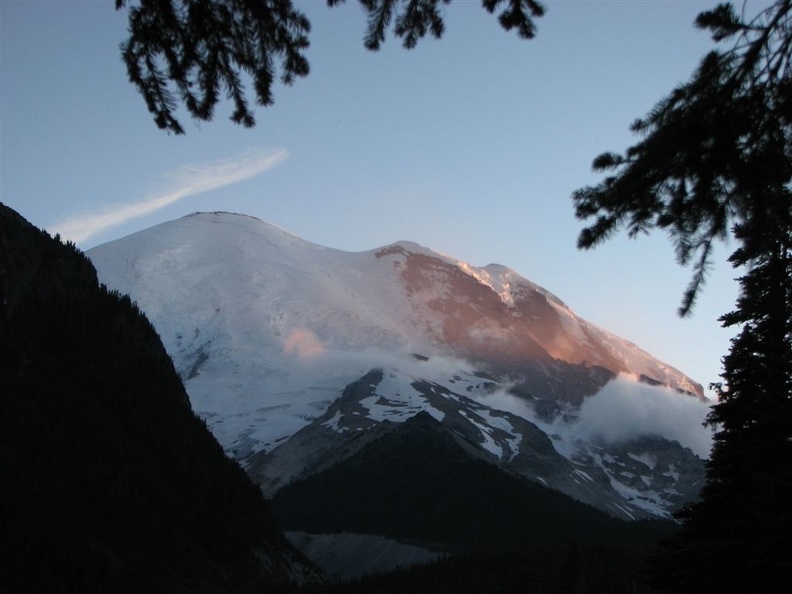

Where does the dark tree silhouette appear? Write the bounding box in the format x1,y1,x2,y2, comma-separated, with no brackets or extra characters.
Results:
648,230,792,592
115,0,544,134
572,2,792,590
573,1,792,316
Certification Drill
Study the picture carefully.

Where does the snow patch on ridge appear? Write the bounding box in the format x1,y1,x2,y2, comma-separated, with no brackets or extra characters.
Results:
457,262,517,307
358,373,445,424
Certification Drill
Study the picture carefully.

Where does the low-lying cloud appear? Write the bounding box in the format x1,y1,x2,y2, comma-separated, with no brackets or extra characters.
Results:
574,375,713,458
276,344,715,459
283,328,325,359
51,147,288,244
475,373,714,459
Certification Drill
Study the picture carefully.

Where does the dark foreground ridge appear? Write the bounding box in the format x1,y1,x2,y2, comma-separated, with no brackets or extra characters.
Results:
0,204,318,593
269,411,676,553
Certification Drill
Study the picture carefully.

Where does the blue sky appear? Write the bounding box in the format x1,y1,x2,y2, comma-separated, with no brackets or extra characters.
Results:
2,1,756,395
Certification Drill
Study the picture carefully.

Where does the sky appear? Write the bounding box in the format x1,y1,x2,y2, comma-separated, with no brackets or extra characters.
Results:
1,0,761,397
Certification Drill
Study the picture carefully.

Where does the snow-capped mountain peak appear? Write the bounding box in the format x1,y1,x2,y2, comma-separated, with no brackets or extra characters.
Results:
87,211,708,521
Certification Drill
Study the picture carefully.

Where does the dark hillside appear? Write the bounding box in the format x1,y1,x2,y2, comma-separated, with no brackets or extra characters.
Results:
291,544,668,594
0,204,317,593
269,412,675,551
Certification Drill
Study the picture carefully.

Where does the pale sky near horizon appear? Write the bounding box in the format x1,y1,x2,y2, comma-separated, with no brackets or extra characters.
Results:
2,0,762,396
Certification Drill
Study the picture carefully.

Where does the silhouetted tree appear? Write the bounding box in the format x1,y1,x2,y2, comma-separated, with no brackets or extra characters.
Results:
574,0,792,315
572,1,792,590
115,0,545,133
648,230,792,592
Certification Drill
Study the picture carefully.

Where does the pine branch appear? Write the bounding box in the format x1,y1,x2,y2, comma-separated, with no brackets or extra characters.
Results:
117,0,311,134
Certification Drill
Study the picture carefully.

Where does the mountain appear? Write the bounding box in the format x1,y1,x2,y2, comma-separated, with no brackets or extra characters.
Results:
249,368,704,519
266,409,675,547
87,211,708,574
0,204,320,592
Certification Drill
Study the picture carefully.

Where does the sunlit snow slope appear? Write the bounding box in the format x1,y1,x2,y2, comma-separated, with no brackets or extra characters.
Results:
88,212,702,461
88,212,713,520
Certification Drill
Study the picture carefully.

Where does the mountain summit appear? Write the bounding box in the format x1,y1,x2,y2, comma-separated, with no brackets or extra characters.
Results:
88,212,707,533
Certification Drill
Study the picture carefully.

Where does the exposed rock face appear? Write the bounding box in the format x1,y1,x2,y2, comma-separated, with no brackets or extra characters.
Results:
373,244,703,404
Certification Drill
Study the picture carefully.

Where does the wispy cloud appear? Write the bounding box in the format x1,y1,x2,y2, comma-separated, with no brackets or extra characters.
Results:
51,148,288,243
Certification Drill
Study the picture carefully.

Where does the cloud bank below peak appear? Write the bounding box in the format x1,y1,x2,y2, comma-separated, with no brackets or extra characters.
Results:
575,375,713,458
476,374,713,459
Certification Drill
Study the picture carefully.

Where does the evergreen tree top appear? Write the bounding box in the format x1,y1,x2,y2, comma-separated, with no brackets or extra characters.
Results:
573,0,792,316
115,0,544,134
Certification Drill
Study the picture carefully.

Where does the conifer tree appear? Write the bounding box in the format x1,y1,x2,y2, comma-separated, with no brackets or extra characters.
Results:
648,232,792,591
115,0,544,134
573,1,792,311
572,1,792,590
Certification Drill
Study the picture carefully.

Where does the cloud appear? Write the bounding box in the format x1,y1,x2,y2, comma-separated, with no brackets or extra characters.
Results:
51,148,288,243
475,389,536,420
473,373,714,459
574,375,713,458
283,328,325,359
467,319,511,344
279,346,479,394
